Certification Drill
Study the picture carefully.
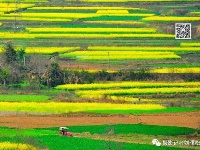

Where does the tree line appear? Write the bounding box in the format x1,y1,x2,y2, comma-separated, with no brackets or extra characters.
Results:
0,43,199,89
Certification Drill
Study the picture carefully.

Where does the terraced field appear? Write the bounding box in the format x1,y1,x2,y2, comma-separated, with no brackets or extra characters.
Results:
0,0,199,150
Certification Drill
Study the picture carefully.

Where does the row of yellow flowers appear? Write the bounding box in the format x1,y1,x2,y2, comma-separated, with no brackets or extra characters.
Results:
180,43,200,47
34,33,174,38
56,81,200,90
0,46,79,53
0,102,165,114
143,16,200,21
87,46,200,51
2,13,100,19
26,27,157,33
0,3,34,8
2,45,198,54
28,6,147,10
76,87,200,96
0,142,37,150
0,16,71,22
25,47,79,54
3,12,155,18
150,68,200,73
0,32,174,39
79,0,200,2
96,10,129,14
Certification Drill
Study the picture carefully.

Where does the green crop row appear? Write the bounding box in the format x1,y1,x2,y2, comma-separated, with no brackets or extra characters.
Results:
0,94,50,102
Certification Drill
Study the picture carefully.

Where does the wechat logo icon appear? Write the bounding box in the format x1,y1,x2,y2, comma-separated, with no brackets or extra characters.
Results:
152,139,161,146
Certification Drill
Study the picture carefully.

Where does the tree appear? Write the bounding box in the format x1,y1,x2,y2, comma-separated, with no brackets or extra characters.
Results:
0,67,11,87
17,48,26,64
26,54,49,88
45,62,64,87
3,42,17,64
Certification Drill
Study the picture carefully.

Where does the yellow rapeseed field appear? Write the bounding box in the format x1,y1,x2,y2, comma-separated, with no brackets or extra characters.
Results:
88,46,200,51
3,12,154,18
143,16,200,21
180,43,200,47
0,16,71,22
3,13,101,19
34,33,174,38
25,47,79,54
96,10,129,14
0,3,34,8
56,81,200,90
76,87,200,96
28,6,146,10
0,32,35,39
0,8,17,12
80,0,200,2
0,32,173,39
0,142,37,150
26,27,157,33
150,68,200,73
0,102,165,114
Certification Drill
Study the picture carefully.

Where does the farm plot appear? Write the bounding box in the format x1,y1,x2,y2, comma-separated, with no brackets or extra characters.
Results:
28,6,147,10
58,45,200,61
26,27,157,33
143,16,200,21
59,51,180,60
1,125,195,150
87,46,200,52
25,46,79,54
55,81,200,101
0,94,50,102
180,43,200,47
0,102,165,115
150,67,200,73
56,81,200,90
0,142,37,150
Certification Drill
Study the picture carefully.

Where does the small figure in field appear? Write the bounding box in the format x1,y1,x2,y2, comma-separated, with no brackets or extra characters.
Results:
138,97,141,102
62,128,65,135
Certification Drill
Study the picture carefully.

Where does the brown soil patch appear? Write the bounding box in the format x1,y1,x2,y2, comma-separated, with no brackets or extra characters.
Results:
0,111,199,129
59,61,118,71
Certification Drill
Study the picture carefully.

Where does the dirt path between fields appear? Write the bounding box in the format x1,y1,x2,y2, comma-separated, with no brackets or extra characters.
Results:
0,111,199,129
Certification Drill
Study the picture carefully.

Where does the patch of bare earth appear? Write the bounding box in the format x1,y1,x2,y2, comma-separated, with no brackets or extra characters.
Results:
0,111,199,129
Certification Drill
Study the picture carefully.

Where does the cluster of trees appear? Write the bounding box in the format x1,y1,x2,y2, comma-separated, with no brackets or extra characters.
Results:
0,43,152,88
0,42,64,88
62,69,151,84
